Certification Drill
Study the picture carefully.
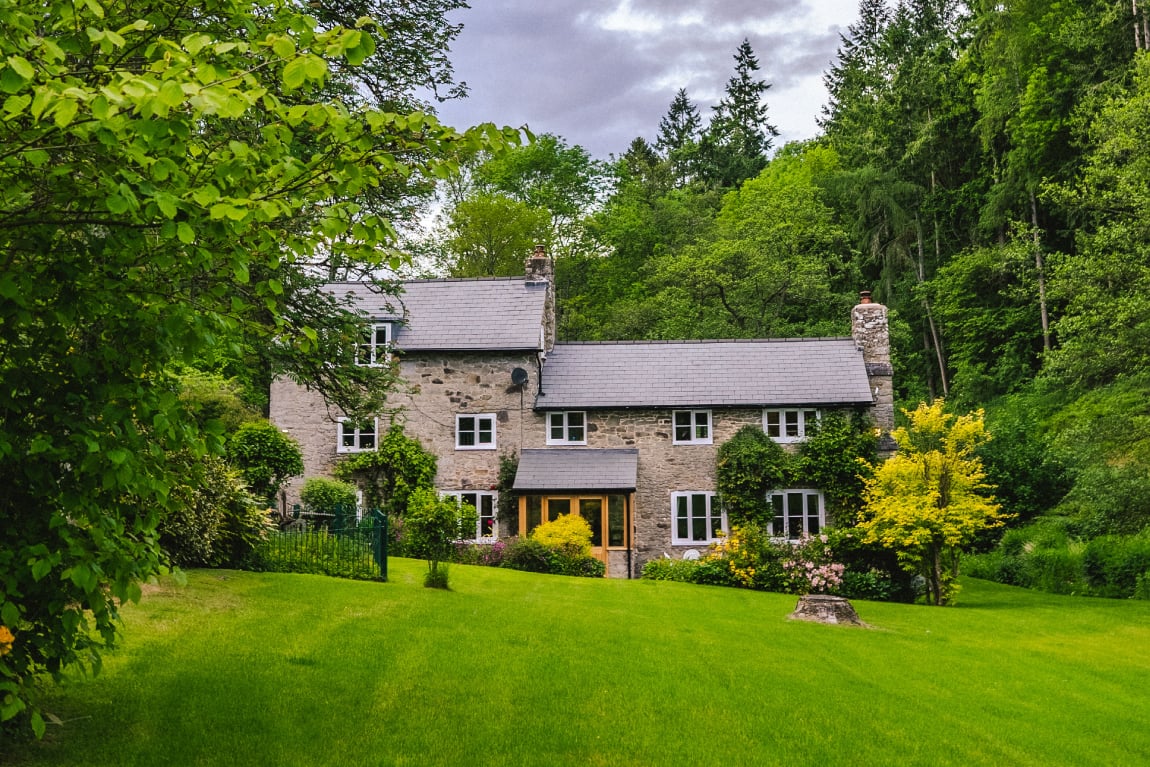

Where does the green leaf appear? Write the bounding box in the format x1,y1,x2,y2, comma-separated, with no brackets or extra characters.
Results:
1,601,19,626
158,79,183,108
107,448,129,465
6,56,35,82
107,194,129,214
53,98,78,128
272,36,295,59
282,58,307,90
3,93,30,115
177,222,195,243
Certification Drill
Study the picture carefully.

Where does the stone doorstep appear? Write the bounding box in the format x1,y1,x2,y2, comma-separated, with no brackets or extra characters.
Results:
788,594,869,627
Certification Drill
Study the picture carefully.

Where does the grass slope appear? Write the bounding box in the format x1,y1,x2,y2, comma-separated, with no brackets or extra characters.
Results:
10,559,1150,767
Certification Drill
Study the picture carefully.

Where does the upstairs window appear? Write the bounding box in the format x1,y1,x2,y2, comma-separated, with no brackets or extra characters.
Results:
547,411,587,445
673,410,712,445
456,413,496,450
768,490,825,541
337,418,377,453
671,491,725,545
443,491,498,541
356,323,391,366
763,408,820,443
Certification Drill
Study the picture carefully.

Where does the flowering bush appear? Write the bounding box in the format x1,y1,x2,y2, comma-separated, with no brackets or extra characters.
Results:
452,540,508,567
782,534,845,595
704,524,785,591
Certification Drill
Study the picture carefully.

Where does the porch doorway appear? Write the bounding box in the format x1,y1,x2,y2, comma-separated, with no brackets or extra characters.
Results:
519,494,631,568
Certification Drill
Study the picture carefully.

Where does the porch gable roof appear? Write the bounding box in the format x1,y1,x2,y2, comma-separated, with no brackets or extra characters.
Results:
512,448,639,492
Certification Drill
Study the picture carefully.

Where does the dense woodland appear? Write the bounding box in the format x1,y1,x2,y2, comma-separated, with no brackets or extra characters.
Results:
426,0,1150,563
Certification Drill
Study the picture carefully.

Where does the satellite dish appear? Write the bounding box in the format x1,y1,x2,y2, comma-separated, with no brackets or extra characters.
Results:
511,367,529,386
682,549,700,561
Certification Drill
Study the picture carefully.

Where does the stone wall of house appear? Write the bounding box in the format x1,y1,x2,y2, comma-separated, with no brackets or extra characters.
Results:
519,407,765,577
271,350,540,508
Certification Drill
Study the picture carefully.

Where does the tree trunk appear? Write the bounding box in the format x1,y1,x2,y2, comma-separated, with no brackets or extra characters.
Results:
916,216,949,396
1030,192,1051,353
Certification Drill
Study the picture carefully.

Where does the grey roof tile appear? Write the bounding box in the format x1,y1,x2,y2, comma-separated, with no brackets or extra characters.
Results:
326,278,547,351
537,339,873,409
513,449,639,492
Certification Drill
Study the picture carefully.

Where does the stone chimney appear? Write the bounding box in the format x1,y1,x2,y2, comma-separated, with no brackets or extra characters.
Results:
525,244,556,351
852,291,894,432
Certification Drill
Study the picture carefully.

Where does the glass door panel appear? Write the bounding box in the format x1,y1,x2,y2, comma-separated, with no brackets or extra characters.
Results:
579,498,604,548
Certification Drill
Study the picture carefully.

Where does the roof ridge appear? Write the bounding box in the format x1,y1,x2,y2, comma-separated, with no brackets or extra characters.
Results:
554,337,854,346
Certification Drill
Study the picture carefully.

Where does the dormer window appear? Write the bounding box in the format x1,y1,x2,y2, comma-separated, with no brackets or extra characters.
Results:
763,408,820,443
356,323,391,366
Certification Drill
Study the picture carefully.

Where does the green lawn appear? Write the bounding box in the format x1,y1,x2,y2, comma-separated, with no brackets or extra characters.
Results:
10,559,1150,767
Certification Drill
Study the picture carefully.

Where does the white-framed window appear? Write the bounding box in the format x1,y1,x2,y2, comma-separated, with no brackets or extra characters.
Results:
672,409,712,445
547,411,587,445
456,413,496,450
768,490,825,540
671,491,726,545
763,408,820,443
443,491,498,541
356,323,391,366
337,418,377,453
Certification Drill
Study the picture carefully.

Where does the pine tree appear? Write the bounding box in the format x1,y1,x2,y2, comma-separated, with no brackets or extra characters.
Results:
655,88,702,187
699,39,777,188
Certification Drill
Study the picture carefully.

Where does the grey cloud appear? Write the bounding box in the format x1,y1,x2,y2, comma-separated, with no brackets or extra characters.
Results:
433,1,856,158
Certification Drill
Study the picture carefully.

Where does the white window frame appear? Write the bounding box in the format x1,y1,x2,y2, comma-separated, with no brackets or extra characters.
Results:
443,491,498,542
355,322,392,367
337,418,378,453
763,408,821,443
455,413,497,450
672,409,712,445
671,491,726,545
767,489,826,541
546,411,587,445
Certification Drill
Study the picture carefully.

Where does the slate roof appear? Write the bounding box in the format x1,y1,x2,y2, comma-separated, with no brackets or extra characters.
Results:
326,278,548,351
536,339,873,409
513,449,639,492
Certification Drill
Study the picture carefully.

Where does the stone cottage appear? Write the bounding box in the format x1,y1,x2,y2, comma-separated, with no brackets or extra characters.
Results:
270,247,893,578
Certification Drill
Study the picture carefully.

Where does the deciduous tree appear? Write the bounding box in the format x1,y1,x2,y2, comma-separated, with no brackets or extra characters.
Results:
858,401,1006,605
0,0,517,736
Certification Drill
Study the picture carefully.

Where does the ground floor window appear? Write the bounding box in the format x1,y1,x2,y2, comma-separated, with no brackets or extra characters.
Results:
671,491,725,545
520,494,630,554
443,491,497,541
768,490,825,540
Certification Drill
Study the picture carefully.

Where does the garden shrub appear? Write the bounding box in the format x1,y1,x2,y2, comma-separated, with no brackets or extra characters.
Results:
227,420,303,504
1082,532,1150,598
499,536,604,578
501,537,555,574
159,454,272,568
300,477,358,516
452,540,508,567
530,513,593,557
640,557,702,582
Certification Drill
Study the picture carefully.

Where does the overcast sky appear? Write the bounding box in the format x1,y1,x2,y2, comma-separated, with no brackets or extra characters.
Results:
430,0,861,160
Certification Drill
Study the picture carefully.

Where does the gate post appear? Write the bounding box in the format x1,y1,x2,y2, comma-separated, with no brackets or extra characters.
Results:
372,509,388,581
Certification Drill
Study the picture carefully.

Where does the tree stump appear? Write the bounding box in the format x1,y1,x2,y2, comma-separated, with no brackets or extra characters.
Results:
789,594,867,627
